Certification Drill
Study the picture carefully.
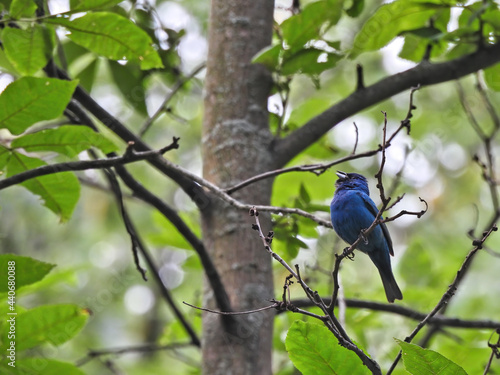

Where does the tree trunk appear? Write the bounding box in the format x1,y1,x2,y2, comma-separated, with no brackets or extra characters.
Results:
201,0,275,374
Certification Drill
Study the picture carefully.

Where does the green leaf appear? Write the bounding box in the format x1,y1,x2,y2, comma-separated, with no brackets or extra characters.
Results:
482,9,500,31
12,125,118,157
6,151,80,222
0,304,89,351
281,0,343,52
0,145,11,169
483,63,500,91
345,0,364,18
299,183,311,204
398,33,447,62
0,254,55,293
70,0,123,11
1,359,87,375
47,12,163,70
286,321,369,375
351,1,441,57
252,44,282,71
9,0,36,19
397,340,468,375
149,210,201,250
2,25,56,76
0,77,78,135
282,49,342,75
109,60,148,114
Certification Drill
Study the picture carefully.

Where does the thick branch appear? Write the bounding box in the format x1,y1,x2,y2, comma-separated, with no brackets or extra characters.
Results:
273,42,500,167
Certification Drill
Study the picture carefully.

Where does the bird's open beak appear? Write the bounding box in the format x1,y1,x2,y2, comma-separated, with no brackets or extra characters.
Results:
336,171,348,180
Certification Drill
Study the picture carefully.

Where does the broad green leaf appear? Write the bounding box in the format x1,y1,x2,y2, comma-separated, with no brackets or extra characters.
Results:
2,25,56,76
484,63,500,91
0,77,78,135
2,359,87,375
252,44,282,71
482,9,500,31
0,254,55,293
281,0,343,52
109,60,148,114
397,340,468,375
286,321,369,375
282,49,342,75
1,304,89,351
149,210,201,250
6,151,80,221
73,56,98,92
70,0,123,11
9,0,36,19
351,1,441,57
47,12,163,70
12,125,118,157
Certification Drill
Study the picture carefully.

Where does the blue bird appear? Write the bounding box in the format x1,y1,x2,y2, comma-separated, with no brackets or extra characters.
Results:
330,171,403,303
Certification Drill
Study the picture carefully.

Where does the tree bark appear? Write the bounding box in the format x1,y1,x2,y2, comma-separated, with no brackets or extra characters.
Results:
201,0,275,374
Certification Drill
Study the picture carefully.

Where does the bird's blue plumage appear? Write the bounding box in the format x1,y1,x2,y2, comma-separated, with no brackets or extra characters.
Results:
330,171,402,302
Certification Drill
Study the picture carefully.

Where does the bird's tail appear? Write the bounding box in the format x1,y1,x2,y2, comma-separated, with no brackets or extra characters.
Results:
378,267,403,303
368,251,403,303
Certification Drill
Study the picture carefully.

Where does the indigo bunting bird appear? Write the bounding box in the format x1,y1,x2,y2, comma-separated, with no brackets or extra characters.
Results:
330,171,403,303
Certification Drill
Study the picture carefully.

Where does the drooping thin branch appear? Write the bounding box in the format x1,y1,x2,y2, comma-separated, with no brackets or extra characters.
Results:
101,166,148,281
96,161,201,347
182,301,277,316
0,139,180,191
387,224,498,374
113,164,232,314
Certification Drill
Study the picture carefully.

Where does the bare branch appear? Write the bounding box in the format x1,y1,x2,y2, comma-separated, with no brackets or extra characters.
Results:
183,301,277,316
76,342,194,367
289,298,500,329
95,160,201,348
139,62,206,137
114,165,232,314
387,224,498,374
249,207,381,374
0,139,179,191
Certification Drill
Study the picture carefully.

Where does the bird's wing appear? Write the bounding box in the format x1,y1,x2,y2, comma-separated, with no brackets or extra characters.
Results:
360,193,395,256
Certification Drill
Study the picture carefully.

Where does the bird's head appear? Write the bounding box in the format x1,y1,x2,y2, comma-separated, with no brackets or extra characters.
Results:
335,171,370,195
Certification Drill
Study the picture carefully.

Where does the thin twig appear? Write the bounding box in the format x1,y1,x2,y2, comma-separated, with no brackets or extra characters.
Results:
387,224,498,374
76,342,194,367
249,207,381,374
286,298,500,329
0,139,180,191
139,63,206,137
